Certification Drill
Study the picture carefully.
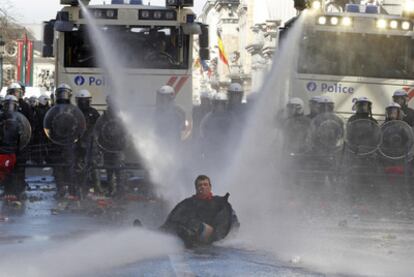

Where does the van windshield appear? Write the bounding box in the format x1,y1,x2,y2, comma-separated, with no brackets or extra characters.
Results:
64,25,190,70
298,31,414,80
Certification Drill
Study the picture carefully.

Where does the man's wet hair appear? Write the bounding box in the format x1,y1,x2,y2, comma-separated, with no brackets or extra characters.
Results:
194,175,211,187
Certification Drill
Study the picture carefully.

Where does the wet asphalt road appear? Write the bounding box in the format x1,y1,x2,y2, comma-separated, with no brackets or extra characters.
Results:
1,172,414,276
0,172,328,277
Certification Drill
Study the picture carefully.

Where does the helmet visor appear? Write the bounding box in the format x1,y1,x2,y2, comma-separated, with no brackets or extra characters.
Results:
386,107,400,120
356,102,370,114
393,96,407,107
4,101,17,112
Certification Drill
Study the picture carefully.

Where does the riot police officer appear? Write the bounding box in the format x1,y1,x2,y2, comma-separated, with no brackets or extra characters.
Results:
0,95,31,199
55,83,72,104
385,102,403,122
46,84,76,198
97,96,126,196
192,91,212,141
31,95,51,164
37,95,51,119
227,83,244,115
307,95,321,119
74,89,102,194
317,96,335,113
286,97,305,119
0,95,4,111
392,89,414,126
348,97,377,124
6,83,34,197
29,96,38,110
283,98,312,155
199,93,235,164
7,83,34,124
155,85,186,144
227,83,245,137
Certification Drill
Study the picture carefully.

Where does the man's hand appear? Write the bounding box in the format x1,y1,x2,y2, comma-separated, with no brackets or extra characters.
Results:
199,223,214,242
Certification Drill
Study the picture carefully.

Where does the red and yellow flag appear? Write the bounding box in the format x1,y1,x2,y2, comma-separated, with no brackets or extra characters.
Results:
217,30,229,67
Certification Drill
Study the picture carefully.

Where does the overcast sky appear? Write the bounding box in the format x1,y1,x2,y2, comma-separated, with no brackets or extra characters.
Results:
6,0,206,24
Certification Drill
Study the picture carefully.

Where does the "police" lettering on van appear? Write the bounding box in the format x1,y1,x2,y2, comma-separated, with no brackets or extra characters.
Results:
74,75,106,87
321,83,354,94
88,76,106,86
306,81,354,94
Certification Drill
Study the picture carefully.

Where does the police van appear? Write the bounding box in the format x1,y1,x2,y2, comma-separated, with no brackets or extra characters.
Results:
43,0,209,123
287,1,414,119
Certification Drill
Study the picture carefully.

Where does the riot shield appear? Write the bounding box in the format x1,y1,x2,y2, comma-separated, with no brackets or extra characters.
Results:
94,114,127,153
310,113,345,153
283,116,312,155
345,119,382,156
43,104,86,146
0,112,32,152
379,120,414,160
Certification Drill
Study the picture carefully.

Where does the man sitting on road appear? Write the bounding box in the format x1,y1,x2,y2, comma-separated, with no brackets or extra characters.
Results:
160,175,239,247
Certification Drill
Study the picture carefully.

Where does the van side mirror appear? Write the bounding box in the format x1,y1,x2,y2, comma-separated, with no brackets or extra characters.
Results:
42,20,55,57
199,24,210,60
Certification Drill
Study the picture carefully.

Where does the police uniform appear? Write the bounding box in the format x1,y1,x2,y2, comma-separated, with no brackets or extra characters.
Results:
73,105,102,194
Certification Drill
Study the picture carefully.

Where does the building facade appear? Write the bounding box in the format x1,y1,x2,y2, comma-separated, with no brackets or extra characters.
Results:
0,22,54,93
195,0,296,99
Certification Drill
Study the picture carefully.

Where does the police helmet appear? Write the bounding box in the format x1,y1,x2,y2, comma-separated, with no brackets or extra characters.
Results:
214,92,228,101
318,96,334,104
55,83,73,102
353,96,372,113
7,83,23,99
287,97,305,116
157,85,175,96
29,96,39,107
200,91,211,99
3,95,19,112
38,95,51,106
76,89,92,99
385,102,402,120
386,102,401,110
309,95,321,103
318,96,334,112
392,89,409,107
156,85,175,106
392,89,408,107
75,89,92,109
228,83,243,94
355,96,372,104
393,89,408,98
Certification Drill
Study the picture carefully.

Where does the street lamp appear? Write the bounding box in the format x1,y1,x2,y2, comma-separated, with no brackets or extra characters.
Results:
0,36,5,90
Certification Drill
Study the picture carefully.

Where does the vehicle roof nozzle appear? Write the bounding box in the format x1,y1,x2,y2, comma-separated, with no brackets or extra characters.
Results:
345,4,361,13
166,0,194,8
365,5,379,14
60,0,90,6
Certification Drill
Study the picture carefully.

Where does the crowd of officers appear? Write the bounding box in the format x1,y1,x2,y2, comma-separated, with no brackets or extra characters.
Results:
282,89,414,175
286,89,414,126
12,78,412,201
0,81,248,202
0,82,127,201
